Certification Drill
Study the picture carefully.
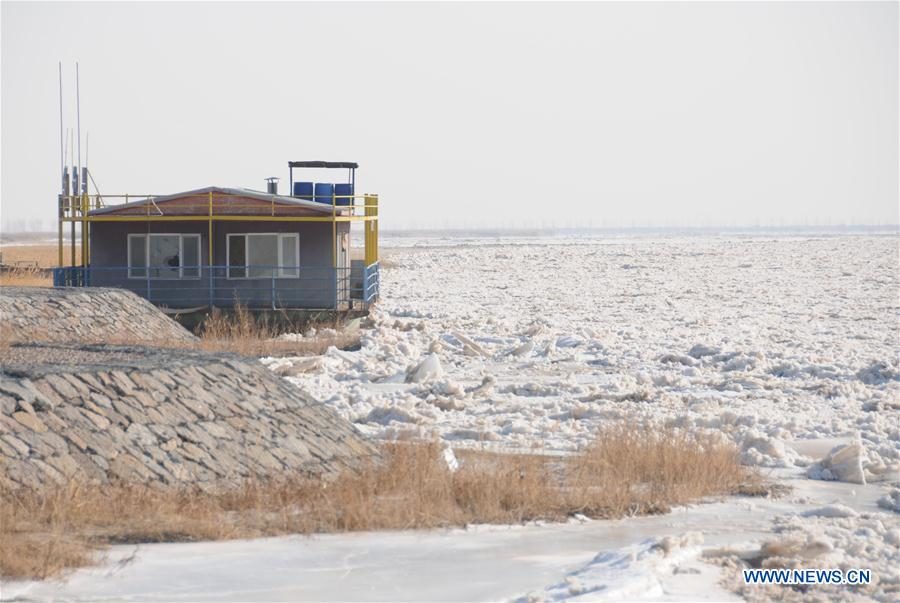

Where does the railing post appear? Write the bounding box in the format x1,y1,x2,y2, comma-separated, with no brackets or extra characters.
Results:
57,194,63,267
364,194,379,266
271,273,276,311
332,190,338,310
363,264,369,308
208,191,214,309
70,195,75,269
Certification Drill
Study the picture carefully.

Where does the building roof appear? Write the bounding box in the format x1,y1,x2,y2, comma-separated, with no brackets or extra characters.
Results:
289,161,358,169
89,186,344,217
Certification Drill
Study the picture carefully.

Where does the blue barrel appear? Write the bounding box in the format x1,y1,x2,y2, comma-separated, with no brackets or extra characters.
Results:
314,182,334,204
293,181,314,199
334,183,354,206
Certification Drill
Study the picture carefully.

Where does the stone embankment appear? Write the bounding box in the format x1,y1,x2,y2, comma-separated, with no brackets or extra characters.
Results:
0,343,375,489
0,286,197,344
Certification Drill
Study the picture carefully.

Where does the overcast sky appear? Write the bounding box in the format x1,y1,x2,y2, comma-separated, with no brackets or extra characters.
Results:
1,1,897,232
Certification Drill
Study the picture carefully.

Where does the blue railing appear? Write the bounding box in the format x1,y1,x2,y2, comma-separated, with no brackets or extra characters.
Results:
363,261,380,304
52,266,87,287
51,263,380,311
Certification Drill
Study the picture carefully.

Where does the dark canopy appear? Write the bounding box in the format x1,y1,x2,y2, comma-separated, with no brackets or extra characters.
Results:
288,161,358,169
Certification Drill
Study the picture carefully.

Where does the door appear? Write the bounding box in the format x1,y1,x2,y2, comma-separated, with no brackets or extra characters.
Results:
336,231,350,308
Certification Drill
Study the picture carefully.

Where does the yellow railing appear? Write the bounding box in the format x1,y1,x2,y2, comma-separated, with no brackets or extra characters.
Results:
56,191,379,276
58,192,378,221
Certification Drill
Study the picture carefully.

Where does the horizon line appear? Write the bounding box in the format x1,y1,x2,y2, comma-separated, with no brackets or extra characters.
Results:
1,223,898,241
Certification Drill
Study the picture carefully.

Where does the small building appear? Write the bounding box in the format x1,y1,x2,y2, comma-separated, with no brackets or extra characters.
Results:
54,161,380,312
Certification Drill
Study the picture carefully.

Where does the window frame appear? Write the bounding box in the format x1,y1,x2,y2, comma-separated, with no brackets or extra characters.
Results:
127,233,202,280
226,233,300,280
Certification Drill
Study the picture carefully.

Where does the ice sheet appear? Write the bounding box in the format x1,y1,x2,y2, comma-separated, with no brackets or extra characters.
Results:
5,473,891,602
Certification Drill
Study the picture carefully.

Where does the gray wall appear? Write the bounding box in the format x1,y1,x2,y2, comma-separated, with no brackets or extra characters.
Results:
89,221,350,309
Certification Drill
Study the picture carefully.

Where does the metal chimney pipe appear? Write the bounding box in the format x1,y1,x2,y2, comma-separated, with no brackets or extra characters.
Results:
265,177,279,195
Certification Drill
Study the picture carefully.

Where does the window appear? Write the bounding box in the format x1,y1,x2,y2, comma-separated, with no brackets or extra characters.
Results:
128,235,147,278
128,234,201,279
149,235,179,279
227,233,299,279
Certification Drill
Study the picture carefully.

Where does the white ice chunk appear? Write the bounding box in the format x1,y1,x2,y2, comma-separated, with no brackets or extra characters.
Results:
366,406,419,425
509,340,535,357
876,488,900,513
451,330,488,357
407,354,443,383
442,446,460,472
688,344,720,359
807,442,867,485
801,504,859,518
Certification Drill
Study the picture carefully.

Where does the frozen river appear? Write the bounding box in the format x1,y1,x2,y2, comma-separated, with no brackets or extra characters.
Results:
7,233,899,602
274,234,899,473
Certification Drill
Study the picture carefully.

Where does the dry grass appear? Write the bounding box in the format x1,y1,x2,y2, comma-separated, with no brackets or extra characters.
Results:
0,267,52,287
0,533,95,581
1,427,759,580
195,304,361,357
0,244,78,269
0,244,78,287
569,427,752,515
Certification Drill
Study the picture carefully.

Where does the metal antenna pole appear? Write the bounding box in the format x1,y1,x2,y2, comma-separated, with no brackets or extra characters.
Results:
58,62,64,192
58,62,65,267
76,62,84,269
76,62,82,192
70,126,75,267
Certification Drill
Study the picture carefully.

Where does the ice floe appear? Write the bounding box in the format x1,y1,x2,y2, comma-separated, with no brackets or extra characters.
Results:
263,236,899,478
